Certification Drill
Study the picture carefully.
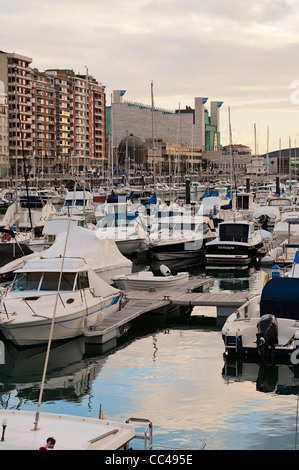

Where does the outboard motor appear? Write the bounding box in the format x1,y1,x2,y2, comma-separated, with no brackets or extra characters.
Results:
256,314,278,358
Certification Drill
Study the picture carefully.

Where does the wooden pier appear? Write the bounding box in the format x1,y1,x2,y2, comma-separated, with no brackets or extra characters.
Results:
83,277,252,345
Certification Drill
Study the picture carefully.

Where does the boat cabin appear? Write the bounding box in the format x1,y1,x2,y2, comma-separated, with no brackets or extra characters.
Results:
234,192,254,211
10,269,89,293
219,221,252,243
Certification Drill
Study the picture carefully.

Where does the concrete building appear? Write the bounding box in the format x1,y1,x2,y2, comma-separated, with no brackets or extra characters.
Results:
0,89,10,176
30,68,56,176
45,69,106,174
0,51,33,176
107,90,222,163
0,51,107,178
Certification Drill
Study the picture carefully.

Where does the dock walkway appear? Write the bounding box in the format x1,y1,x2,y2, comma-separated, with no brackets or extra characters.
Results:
83,277,252,344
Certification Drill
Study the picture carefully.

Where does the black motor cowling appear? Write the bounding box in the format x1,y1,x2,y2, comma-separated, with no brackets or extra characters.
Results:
256,314,278,358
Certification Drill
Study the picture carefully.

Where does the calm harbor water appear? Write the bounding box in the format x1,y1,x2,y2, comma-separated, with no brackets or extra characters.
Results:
0,260,298,451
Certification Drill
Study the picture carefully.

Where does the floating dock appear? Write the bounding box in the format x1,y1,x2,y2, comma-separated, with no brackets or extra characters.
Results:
83,277,251,345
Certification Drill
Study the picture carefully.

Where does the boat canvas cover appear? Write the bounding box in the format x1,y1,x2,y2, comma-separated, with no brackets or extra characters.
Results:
260,278,299,320
40,226,132,271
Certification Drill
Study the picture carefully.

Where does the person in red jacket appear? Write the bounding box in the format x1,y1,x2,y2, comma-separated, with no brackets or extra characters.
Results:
39,437,56,450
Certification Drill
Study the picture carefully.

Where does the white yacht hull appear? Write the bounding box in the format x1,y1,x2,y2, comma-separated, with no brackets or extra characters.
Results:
0,292,121,347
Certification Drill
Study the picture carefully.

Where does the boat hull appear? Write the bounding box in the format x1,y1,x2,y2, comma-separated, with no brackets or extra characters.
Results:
113,272,189,291
0,293,121,347
150,237,213,261
205,242,263,265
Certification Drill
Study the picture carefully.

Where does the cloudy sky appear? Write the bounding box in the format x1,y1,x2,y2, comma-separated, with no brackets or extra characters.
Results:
2,0,299,153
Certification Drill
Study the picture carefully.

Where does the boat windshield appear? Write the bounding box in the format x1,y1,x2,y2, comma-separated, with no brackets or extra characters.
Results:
11,272,77,292
219,223,249,242
65,200,86,207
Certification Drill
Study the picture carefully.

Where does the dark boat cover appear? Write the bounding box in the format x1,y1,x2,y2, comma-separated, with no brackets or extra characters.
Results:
260,278,299,320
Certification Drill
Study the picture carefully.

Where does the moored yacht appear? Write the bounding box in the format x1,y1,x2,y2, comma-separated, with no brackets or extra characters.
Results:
222,255,299,358
148,212,215,261
0,255,122,347
205,220,265,265
95,211,148,256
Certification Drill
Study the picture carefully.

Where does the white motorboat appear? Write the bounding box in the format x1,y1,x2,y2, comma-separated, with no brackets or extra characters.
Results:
112,264,189,291
28,214,92,253
96,211,148,256
252,206,280,230
0,226,133,285
148,212,215,261
0,409,151,450
205,220,265,266
222,254,299,358
43,226,132,283
0,255,122,346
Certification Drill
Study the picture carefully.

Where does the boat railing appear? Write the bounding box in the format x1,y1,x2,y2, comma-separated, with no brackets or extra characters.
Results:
125,417,205,450
125,417,153,450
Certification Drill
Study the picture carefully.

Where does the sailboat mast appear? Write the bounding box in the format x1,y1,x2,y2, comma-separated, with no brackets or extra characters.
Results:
151,81,156,187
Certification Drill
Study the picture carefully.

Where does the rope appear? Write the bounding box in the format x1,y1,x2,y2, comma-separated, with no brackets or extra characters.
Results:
33,183,77,431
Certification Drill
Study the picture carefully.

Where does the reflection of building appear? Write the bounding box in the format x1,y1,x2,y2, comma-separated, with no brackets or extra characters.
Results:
107,90,222,158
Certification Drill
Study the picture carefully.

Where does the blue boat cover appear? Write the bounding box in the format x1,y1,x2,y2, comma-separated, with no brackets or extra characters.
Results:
143,192,157,205
260,278,299,320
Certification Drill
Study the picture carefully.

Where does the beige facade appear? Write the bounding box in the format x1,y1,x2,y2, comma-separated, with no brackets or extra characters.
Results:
0,51,106,177
30,69,56,175
110,90,221,152
0,91,10,174
0,51,33,175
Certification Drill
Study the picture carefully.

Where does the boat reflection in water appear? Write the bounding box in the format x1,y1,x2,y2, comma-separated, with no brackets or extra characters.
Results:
0,336,108,401
222,355,299,395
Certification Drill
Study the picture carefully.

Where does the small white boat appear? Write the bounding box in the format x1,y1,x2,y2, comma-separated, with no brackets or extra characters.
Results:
0,256,122,346
112,265,189,291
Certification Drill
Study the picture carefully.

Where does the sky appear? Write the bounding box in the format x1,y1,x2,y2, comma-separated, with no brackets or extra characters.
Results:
1,0,299,154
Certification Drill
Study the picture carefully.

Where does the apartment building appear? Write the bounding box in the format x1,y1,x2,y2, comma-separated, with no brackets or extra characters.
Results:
0,52,106,177
46,69,106,174
0,91,10,176
0,51,33,176
31,68,56,176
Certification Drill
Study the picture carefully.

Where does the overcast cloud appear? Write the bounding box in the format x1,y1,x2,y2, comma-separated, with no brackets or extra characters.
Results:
1,0,299,153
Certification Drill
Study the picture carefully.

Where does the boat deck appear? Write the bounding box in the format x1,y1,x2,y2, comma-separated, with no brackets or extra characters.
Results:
83,277,251,344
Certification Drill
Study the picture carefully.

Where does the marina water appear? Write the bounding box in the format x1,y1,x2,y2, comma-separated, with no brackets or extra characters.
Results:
0,260,298,451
